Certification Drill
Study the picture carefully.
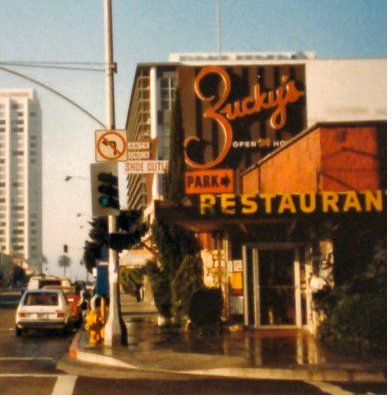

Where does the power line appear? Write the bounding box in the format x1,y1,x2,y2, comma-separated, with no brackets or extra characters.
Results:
0,65,106,128
0,60,107,65
0,62,105,72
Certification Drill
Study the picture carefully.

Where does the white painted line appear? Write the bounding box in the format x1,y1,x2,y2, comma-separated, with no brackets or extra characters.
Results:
0,357,54,361
51,375,77,395
307,381,353,395
0,373,59,378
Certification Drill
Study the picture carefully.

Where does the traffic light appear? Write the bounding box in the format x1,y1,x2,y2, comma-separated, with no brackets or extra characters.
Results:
91,162,119,217
63,244,68,253
97,172,119,210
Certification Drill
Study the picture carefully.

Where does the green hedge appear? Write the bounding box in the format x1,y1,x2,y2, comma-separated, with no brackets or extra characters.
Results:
171,255,203,325
189,287,223,335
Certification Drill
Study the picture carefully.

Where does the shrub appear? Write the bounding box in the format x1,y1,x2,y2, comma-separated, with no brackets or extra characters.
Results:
315,240,387,357
189,287,223,335
144,261,171,319
171,255,203,325
119,267,145,297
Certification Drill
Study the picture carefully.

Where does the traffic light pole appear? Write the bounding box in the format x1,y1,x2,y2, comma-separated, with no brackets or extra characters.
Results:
103,0,122,347
104,215,122,346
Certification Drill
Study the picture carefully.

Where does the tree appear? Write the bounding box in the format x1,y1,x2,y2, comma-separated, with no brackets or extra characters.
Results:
58,254,71,277
82,210,147,273
171,255,204,324
166,88,185,203
151,221,200,321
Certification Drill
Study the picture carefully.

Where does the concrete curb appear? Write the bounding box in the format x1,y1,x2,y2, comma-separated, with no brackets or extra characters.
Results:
68,332,386,382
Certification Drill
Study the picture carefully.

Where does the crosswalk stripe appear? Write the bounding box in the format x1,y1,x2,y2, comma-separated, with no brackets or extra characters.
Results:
306,381,353,395
0,357,54,361
0,373,59,377
52,375,78,395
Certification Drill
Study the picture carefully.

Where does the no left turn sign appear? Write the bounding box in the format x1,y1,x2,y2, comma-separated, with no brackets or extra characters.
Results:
95,129,127,162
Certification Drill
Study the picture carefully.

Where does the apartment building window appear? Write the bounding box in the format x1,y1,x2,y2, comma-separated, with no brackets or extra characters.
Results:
160,77,176,111
11,237,24,243
0,120,5,125
12,206,24,211
13,150,24,156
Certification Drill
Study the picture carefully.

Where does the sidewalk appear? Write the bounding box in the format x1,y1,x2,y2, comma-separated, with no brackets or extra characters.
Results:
68,293,386,382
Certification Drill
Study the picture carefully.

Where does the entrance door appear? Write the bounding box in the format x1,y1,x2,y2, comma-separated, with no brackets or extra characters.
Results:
258,250,296,326
243,243,313,330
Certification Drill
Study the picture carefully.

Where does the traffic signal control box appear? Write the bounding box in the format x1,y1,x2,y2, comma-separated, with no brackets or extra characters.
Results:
91,162,119,217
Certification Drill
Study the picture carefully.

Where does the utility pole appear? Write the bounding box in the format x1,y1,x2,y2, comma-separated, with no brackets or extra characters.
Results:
103,0,122,347
216,0,222,59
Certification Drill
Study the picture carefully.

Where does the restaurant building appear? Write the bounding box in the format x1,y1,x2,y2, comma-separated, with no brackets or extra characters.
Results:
124,53,386,334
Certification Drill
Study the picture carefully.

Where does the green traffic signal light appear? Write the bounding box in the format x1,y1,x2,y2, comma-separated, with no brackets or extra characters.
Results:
97,172,119,209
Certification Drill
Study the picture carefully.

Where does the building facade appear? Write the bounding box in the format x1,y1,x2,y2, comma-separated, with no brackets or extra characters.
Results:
125,53,386,334
0,89,43,273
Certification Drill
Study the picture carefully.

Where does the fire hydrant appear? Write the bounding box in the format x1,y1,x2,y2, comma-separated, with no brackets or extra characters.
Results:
85,296,107,345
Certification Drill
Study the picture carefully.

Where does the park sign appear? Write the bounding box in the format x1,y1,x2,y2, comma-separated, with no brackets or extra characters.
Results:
185,169,234,194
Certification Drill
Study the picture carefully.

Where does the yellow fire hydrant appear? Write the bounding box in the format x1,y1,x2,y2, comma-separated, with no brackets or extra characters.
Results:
85,297,107,345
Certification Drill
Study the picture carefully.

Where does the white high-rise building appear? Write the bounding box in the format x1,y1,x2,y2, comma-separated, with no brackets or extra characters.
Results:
0,89,42,273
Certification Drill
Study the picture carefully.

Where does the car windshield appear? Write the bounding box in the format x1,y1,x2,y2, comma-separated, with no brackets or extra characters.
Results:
24,292,59,306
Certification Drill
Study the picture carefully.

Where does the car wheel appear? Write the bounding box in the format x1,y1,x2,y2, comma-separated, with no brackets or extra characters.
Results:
15,326,23,337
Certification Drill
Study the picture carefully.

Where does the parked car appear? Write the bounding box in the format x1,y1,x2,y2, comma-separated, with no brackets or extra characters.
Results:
15,289,72,336
41,285,82,326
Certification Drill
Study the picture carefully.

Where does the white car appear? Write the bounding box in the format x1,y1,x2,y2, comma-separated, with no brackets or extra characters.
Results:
15,289,72,336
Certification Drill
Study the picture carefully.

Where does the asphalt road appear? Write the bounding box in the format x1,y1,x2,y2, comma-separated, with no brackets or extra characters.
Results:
0,302,387,395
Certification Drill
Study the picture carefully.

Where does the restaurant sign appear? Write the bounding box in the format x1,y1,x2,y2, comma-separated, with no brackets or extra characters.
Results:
184,66,305,170
199,191,385,216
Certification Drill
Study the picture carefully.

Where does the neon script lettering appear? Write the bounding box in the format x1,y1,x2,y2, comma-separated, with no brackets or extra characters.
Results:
184,66,304,170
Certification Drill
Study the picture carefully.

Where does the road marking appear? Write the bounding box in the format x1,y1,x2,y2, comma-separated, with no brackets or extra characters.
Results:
52,375,77,395
0,373,59,377
0,357,53,360
307,381,353,395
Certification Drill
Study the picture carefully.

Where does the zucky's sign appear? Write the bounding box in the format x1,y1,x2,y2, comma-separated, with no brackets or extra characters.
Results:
184,66,304,170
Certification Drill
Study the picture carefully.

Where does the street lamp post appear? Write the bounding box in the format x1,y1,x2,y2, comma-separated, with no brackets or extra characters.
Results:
103,0,122,347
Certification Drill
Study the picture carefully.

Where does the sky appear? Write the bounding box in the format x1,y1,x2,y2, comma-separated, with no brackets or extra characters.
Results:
0,0,387,280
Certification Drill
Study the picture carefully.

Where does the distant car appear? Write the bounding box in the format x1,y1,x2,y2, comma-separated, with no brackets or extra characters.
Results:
27,276,71,291
15,289,72,336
